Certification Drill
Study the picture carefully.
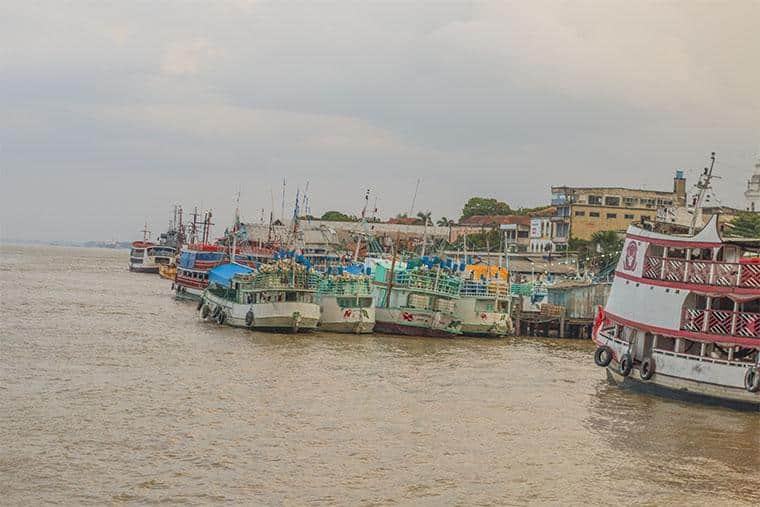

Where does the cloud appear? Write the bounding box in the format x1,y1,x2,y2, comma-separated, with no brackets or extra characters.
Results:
161,39,220,76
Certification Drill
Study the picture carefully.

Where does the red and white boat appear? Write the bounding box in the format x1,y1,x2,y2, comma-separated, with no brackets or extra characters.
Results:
592,215,760,410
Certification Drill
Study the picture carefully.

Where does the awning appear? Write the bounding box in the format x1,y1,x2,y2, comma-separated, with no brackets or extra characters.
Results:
208,263,254,287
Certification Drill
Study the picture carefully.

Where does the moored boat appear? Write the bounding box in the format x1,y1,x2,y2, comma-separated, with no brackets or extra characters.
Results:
200,260,321,332
316,268,375,333
371,258,463,337
455,266,513,337
591,215,760,410
129,221,177,273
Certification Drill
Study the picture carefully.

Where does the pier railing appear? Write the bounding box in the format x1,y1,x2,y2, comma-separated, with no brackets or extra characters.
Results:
681,308,760,338
642,256,760,289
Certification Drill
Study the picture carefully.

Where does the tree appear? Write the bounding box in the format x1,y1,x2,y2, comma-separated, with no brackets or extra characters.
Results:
460,197,512,220
416,211,432,225
321,210,358,222
726,212,760,238
437,217,456,243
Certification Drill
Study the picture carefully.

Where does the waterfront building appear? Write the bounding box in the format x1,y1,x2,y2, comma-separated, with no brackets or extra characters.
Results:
745,158,760,212
550,172,687,249
529,217,555,253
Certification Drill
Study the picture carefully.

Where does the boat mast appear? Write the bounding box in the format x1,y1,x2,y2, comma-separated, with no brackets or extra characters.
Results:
354,189,370,262
385,232,399,308
141,219,150,242
690,151,716,235
231,190,240,264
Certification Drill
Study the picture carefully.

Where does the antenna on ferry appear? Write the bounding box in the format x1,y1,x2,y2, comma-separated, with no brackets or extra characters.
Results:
690,151,716,235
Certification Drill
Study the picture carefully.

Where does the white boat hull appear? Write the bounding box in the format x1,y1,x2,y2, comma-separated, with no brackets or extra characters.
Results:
317,295,375,334
202,292,319,332
374,307,462,337
453,298,512,337
597,330,759,410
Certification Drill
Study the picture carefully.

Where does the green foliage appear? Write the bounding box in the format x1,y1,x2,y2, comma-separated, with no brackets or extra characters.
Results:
437,216,455,227
460,197,512,220
452,229,502,251
320,210,358,222
416,211,432,225
726,212,760,238
572,231,623,270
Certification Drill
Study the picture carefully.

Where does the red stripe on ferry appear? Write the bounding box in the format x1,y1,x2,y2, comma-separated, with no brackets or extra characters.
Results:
625,233,721,249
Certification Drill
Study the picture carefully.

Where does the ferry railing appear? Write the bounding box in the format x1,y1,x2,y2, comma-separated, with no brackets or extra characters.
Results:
317,277,372,296
643,256,760,289
252,271,321,291
394,270,461,298
460,279,511,299
682,308,760,338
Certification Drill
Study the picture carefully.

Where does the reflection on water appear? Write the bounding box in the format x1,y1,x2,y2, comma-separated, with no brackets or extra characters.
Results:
1,245,758,505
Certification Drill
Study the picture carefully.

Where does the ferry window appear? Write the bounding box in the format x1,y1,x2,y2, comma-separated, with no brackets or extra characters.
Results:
589,212,600,218
337,297,353,308
604,196,620,206
286,292,297,302
588,195,602,205
359,297,373,308
624,214,634,220
606,213,617,219
574,211,585,217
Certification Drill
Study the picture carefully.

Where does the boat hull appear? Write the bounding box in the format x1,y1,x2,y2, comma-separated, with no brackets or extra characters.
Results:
605,363,759,412
318,296,375,334
596,330,759,411
202,293,319,332
374,308,461,337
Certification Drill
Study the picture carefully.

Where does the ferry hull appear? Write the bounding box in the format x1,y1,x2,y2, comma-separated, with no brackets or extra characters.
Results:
175,285,203,301
202,293,319,332
605,363,760,412
318,296,375,334
129,265,159,273
374,308,461,338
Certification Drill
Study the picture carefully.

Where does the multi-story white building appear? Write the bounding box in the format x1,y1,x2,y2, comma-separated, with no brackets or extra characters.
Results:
745,158,760,212
529,217,555,253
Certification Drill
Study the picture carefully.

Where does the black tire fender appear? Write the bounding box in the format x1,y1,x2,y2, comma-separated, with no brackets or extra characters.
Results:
196,299,204,311
211,305,221,318
745,367,760,393
245,310,254,328
640,356,655,380
619,353,633,377
216,311,226,325
594,346,613,367
200,305,210,320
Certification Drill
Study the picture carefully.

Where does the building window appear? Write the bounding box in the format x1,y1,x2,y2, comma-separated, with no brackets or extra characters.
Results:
589,212,600,217
641,215,651,221
607,213,617,219
640,198,656,208
575,211,585,216
604,196,621,206
588,195,602,205
624,214,634,220
623,197,637,207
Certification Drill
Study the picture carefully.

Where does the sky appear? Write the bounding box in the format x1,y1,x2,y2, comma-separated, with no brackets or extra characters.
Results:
1,0,759,242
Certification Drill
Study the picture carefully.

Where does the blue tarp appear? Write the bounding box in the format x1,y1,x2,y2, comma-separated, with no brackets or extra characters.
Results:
208,263,253,287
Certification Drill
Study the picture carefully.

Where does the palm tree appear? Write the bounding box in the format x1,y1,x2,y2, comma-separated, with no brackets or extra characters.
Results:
416,211,432,226
437,216,456,243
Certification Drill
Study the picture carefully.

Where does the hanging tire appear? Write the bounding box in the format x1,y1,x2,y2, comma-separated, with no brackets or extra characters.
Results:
594,346,613,367
200,304,210,320
196,299,204,311
245,310,254,328
211,305,221,318
619,353,633,377
216,311,226,325
745,367,760,393
640,356,655,380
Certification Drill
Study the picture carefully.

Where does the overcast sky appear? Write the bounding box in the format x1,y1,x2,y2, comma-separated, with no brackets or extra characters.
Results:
1,1,758,241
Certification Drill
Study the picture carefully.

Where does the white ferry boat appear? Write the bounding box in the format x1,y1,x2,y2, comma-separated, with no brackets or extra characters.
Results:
199,261,321,332
129,241,175,273
592,215,759,410
316,270,375,334
371,258,463,337
455,270,513,337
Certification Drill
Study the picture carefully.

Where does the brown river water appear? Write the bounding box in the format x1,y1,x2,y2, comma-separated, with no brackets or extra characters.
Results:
1,245,758,505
